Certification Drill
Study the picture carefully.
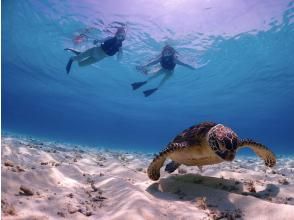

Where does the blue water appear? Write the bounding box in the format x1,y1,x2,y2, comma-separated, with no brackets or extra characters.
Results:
2,0,294,154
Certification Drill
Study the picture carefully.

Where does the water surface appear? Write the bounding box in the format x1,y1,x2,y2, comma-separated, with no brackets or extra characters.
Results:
2,0,294,153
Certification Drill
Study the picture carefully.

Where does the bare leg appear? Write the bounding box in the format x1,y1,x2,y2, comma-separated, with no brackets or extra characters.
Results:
64,48,81,55
72,47,94,62
131,68,164,90
79,57,99,66
143,69,173,97
147,68,166,82
66,46,107,73
157,70,173,88
145,66,162,76
73,46,107,67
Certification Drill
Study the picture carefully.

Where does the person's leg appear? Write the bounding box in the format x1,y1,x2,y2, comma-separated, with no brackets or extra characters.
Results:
131,68,164,90
66,47,107,73
78,46,107,66
147,68,166,81
66,48,94,73
72,47,94,62
64,48,81,55
143,70,173,97
78,57,98,66
157,70,173,88
142,65,162,76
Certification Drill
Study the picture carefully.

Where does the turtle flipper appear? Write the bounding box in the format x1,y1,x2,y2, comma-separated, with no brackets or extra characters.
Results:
238,139,276,167
147,152,168,181
165,161,181,173
148,142,189,180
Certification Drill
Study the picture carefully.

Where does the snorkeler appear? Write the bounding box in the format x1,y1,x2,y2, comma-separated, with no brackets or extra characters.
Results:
131,45,196,97
65,27,126,74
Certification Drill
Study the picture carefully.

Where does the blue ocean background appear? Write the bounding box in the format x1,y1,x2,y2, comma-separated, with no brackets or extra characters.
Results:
2,0,294,154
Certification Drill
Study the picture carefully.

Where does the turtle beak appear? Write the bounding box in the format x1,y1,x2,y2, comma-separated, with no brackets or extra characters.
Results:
215,147,235,161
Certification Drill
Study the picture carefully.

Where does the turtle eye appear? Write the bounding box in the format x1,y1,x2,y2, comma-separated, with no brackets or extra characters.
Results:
222,131,238,151
223,137,234,150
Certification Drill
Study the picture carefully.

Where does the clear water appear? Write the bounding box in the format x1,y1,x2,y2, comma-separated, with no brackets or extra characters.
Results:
2,0,294,154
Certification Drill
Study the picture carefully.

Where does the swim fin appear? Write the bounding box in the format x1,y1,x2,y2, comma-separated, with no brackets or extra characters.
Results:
143,88,158,97
64,48,81,55
131,81,147,90
66,58,73,74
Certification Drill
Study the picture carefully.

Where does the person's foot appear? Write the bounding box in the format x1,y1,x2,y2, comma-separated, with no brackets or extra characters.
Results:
66,58,74,74
64,48,81,55
143,88,158,97
131,81,147,90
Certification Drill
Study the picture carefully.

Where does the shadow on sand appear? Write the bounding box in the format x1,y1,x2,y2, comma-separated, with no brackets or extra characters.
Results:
146,174,280,212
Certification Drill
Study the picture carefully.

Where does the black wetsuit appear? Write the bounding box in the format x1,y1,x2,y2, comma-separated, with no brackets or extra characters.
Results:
160,55,176,70
101,37,122,56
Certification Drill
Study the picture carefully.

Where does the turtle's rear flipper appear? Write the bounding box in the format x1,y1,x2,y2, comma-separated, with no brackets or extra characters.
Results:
64,48,81,55
131,81,147,90
143,88,158,97
165,161,181,173
239,139,276,167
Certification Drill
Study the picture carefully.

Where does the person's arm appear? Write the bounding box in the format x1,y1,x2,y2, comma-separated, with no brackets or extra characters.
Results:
175,57,196,70
136,54,161,74
142,55,161,68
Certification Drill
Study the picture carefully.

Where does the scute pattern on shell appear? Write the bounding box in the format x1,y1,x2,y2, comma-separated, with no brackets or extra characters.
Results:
171,122,217,147
148,122,217,181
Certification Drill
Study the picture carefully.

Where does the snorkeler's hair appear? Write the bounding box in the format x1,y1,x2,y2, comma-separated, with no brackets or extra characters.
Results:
115,27,126,35
162,45,176,56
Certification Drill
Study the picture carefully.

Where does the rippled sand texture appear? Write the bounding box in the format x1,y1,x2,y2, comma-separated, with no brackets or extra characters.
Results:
1,136,294,220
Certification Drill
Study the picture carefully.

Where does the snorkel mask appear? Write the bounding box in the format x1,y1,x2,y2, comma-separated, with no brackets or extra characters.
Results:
162,45,176,57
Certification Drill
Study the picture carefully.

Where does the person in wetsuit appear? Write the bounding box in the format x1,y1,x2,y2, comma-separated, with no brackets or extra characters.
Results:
131,45,196,97
65,27,126,74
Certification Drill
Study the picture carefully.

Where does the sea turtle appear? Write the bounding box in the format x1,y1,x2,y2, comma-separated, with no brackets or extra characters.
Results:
147,122,276,181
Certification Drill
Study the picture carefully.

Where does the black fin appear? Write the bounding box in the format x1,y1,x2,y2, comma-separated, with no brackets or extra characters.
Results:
165,161,181,173
66,58,73,74
131,81,147,90
143,88,158,97
64,48,81,55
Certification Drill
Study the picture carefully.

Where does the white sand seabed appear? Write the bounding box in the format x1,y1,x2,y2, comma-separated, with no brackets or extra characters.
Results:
1,136,294,220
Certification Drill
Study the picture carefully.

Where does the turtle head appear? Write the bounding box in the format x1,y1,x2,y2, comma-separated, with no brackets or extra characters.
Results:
207,124,238,161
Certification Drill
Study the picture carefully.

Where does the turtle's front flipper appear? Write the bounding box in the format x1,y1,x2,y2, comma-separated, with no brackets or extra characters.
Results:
147,151,169,181
165,161,181,173
239,139,276,167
